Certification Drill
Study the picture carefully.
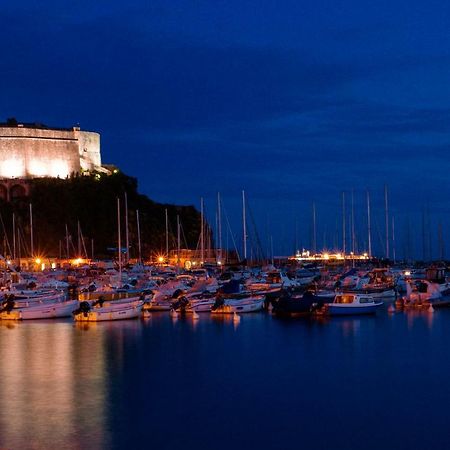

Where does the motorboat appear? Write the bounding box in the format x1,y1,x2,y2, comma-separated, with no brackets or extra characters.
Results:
210,295,265,314
324,294,383,316
0,300,79,320
73,299,144,322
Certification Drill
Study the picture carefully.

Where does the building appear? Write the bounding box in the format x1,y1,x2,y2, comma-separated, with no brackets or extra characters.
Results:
0,118,106,201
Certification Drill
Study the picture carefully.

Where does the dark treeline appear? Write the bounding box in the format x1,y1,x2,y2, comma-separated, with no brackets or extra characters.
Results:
0,172,201,259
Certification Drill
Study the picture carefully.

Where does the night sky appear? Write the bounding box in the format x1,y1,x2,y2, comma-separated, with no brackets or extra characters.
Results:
2,0,450,259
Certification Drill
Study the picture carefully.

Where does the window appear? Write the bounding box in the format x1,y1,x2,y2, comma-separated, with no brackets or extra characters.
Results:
335,295,354,304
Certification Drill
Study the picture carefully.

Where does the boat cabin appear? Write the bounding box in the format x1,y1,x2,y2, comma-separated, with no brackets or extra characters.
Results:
334,294,374,304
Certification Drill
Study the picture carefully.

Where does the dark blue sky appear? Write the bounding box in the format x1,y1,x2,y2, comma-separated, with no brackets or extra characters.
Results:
2,0,450,259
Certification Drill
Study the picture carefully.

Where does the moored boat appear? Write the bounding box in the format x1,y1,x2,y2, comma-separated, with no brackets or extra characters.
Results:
73,300,144,322
210,295,265,314
324,294,383,316
270,291,321,316
0,300,79,320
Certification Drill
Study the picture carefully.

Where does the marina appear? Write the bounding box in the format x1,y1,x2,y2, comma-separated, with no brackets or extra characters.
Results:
4,0,450,447
0,306,449,450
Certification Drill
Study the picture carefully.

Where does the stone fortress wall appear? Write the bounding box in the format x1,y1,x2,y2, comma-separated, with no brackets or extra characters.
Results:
0,121,103,201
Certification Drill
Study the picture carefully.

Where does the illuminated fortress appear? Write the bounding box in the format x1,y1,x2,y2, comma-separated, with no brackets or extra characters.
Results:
0,119,105,200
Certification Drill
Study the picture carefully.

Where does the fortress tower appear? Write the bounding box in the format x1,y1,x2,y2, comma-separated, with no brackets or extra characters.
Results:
0,119,106,201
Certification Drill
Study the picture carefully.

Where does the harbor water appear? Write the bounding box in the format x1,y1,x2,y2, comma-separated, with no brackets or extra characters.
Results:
0,309,449,450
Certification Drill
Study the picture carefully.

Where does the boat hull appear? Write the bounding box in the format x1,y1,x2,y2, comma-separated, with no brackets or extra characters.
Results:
0,300,79,320
74,301,144,322
326,303,383,316
211,298,264,314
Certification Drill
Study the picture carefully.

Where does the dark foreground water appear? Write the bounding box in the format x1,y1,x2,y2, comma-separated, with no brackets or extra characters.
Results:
0,309,449,450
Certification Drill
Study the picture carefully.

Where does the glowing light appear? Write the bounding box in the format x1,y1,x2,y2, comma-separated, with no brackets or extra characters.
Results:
217,261,222,265
404,271,411,276
1,159,25,178
73,258,83,266
51,262,56,269
323,253,330,260
35,258,42,264
157,256,164,263
50,160,69,178
6,260,11,265
29,160,47,177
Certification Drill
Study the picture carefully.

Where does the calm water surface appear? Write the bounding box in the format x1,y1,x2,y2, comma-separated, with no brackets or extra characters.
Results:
0,310,449,449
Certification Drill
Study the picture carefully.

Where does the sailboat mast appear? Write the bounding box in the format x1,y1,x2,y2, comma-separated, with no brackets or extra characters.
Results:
217,192,222,263
65,224,70,259
12,213,16,261
177,214,181,267
351,190,355,254
29,203,34,257
342,192,346,254
242,190,247,261
200,198,204,264
125,192,129,263
367,190,372,257
136,210,142,263
117,197,122,280
77,220,81,257
312,202,317,253
165,208,169,256
392,215,396,263
385,185,389,259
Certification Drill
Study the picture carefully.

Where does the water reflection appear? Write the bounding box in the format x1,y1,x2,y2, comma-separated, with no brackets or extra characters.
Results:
0,311,447,450
405,309,435,330
0,321,110,449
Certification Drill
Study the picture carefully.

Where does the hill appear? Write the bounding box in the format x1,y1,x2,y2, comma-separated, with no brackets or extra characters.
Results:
0,172,201,259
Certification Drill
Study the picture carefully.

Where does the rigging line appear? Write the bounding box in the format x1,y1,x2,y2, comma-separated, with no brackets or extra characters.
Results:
246,198,265,261
17,223,30,258
179,222,189,250
79,223,89,259
374,217,384,255
0,213,12,257
221,200,240,261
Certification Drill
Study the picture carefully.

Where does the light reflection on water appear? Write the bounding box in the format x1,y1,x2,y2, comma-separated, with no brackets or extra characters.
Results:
0,310,449,450
0,321,110,449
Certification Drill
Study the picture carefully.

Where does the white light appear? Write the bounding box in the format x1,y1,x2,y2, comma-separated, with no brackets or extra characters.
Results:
29,160,47,177
50,160,69,178
1,159,25,178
